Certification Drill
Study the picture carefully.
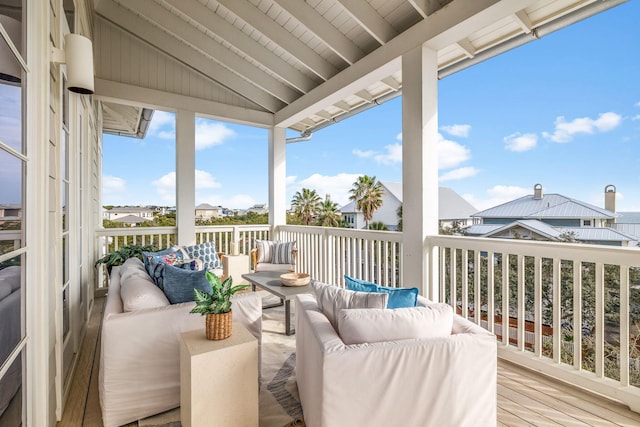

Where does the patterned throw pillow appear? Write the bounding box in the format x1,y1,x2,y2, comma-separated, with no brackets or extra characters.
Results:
273,241,296,264
183,241,223,270
142,247,182,273
256,240,278,263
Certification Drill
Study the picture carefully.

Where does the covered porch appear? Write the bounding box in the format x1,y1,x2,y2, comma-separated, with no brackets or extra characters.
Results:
1,0,637,426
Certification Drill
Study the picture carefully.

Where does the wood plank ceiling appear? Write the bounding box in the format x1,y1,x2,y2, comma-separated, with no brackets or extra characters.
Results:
94,0,624,135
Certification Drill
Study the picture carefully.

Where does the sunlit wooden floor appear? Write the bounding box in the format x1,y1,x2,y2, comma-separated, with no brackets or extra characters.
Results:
57,297,640,427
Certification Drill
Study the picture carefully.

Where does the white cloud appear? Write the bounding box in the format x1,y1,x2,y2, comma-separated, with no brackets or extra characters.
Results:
463,185,530,211
438,134,470,169
504,132,537,152
148,111,175,139
374,143,402,165
439,167,479,182
152,169,221,204
542,112,622,143
288,173,361,207
195,120,235,150
441,124,471,138
632,114,640,121
353,149,375,158
102,175,126,194
195,170,222,189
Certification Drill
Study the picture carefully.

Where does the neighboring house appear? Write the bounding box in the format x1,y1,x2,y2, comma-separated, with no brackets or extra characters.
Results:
195,203,222,220
246,204,268,215
103,206,155,222
110,215,148,227
0,204,22,220
340,182,477,231
466,184,639,247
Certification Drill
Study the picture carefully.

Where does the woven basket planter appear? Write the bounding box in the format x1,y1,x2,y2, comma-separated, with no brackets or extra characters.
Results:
205,310,232,340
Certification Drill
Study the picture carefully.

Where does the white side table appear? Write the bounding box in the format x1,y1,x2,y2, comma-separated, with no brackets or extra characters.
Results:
222,254,250,285
180,323,258,427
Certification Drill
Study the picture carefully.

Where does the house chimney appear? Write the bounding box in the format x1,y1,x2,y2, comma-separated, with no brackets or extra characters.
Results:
605,184,616,212
533,183,543,200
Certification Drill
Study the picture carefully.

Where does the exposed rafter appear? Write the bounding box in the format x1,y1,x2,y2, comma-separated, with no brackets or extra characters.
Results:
270,0,364,65
514,9,534,33
96,0,283,112
215,0,338,80
456,38,476,58
334,0,398,45
164,0,317,93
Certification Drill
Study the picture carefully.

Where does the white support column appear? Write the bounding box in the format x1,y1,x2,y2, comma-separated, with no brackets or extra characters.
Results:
269,127,287,237
401,45,439,298
176,110,196,246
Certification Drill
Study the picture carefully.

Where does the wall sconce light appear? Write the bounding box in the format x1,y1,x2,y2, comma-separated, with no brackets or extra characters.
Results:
51,33,95,94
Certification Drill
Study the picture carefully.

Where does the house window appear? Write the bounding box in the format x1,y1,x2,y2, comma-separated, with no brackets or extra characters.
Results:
583,220,592,227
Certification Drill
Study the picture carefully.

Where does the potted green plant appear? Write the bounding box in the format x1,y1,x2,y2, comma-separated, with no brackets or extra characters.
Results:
191,271,250,340
95,244,157,274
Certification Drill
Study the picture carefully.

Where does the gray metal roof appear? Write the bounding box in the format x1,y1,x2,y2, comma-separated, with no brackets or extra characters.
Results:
107,206,154,213
111,215,148,224
560,227,638,243
473,193,617,220
616,212,640,224
484,220,561,240
612,223,640,238
464,224,502,236
196,203,220,210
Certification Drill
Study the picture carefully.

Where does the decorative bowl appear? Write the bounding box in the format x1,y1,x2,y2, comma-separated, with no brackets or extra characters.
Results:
280,272,311,287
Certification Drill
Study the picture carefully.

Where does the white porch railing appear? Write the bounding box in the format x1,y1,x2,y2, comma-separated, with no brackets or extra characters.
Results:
278,225,402,287
0,230,22,253
429,235,640,412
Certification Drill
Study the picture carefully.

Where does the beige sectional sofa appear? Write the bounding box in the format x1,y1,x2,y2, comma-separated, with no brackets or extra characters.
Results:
295,290,497,427
99,259,262,427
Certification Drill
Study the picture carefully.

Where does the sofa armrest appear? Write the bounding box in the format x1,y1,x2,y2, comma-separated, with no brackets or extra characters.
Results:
295,293,496,427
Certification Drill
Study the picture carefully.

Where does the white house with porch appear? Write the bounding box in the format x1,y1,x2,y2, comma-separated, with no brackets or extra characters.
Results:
1,0,639,426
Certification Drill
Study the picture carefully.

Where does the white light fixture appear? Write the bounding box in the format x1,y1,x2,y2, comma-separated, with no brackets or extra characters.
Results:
51,33,95,94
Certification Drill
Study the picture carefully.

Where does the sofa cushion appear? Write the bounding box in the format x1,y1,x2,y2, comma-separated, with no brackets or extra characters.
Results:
255,239,277,263
156,264,212,304
119,257,149,283
120,271,170,312
310,280,388,331
273,241,296,264
255,262,295,272
0,266,21,292
183,242,222,270
337,303,454,345
0,283,12,301
344,275,418,309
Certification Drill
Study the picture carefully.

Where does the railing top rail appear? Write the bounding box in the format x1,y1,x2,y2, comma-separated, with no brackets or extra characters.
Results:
429,234,640,266
195,224,271,232
278,225,403,242
95,226,178,237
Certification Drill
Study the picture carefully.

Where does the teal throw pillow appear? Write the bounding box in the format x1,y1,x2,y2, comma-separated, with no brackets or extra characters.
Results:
154,263,211,304
183,242,222,270
344,275,419,309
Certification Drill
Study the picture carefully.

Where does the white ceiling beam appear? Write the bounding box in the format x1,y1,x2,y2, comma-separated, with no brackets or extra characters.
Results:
314,110,332,120
333,101,351,112
215,0,338,80
456,38,476,58
164,0,316,94
270,0,363,65
95,78,274,128
96,0,283,112
129,0,299,104
381,76,401,91
408,0,429,18
354,89,373,103
513,10,533,33
334,0,397,45
276,0,537,127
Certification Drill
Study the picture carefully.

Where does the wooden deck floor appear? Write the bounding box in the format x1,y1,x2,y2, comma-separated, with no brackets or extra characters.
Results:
58,297,640,427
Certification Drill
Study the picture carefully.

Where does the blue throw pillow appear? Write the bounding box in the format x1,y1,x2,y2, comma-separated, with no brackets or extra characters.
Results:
183,242,223,270
344,275,419,309
156,263,212,304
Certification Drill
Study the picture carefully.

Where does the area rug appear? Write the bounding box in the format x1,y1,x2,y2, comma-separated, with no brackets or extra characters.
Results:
137,292,305,427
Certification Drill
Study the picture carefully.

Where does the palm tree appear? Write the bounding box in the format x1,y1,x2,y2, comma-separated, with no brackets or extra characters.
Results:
291,188,321,225
349,175,384,229
369,221,388,231
316,197,341,227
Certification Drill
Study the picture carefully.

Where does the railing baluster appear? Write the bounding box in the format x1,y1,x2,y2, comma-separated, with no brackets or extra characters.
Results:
553,258,561,364
573,260,582,370
474,250,480,325
502,253,509,347
517,254,525,351
621,265,630,387
487,251,495,334
595,262,604,378
462,249,468,319
534,257,542,357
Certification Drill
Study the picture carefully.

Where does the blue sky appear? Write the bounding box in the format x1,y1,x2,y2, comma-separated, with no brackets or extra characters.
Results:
102,1,640,212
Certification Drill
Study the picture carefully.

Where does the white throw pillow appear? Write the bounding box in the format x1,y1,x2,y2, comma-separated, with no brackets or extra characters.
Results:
311,280,388,331
120,272,170,312
337,303,454,345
